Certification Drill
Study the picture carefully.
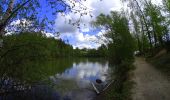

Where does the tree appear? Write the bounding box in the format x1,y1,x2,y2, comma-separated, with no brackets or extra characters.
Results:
162,0,170,41
0,0,89,37
144,1,168,47
122,0,154,55
0,0,34,36
98,44,108,57
130,12,142,53
163,0,170,12
94,11,135,63
121,0,170,56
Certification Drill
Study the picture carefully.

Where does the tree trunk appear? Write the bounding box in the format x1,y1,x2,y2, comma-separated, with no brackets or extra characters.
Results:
0,0,32,37
151,22,158,47
0,0,15,36
136,34,142,53
134,0,153,52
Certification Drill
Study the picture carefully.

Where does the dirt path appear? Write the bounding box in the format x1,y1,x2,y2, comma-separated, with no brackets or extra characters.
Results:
133,57,170,100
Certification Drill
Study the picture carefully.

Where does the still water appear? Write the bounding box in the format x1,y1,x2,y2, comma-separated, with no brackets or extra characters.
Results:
0,58,111,100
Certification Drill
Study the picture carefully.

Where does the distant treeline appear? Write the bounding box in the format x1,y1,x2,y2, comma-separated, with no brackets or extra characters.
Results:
0,32,107,65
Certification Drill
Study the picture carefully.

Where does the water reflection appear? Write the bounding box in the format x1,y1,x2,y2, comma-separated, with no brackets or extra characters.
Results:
49,59,110,100
0,58,110,100
55,60,109,82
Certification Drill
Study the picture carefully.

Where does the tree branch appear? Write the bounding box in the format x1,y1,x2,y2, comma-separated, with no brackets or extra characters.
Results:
3,0,32,27
0,0,32,36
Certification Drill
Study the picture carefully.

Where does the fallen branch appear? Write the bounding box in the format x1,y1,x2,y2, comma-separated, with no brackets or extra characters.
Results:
91,80,114,94
91,82,100,94
102,80,114,92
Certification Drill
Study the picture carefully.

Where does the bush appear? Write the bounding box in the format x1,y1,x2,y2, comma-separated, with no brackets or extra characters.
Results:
165,41,170,52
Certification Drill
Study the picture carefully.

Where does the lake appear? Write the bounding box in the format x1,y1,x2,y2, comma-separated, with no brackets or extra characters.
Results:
0,58,112,100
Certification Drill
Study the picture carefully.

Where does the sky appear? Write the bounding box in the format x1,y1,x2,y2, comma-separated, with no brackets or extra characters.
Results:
54,0,123,49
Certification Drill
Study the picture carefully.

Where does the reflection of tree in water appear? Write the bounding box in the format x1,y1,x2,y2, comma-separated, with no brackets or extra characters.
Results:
0,58,109,99
0,75,31,95
0,59,73,82
0,83,61,100
73,58,108,66
0,57,73,99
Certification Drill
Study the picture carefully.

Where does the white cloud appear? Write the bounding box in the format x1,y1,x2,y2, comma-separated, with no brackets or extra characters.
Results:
59,31,101,49
55,13,78,33
55,0,122,49
152,0,162,5
76,32,97,42
54,61,109,83
42,31,54,37
55,0,122,33
91,0,122,16
5,19,34,34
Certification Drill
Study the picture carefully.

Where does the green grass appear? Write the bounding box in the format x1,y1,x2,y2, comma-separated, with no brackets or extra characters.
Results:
148,53,170,79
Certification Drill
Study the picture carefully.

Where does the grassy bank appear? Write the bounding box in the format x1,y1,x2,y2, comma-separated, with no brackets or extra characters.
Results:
96,60,135,100
148,51,170,79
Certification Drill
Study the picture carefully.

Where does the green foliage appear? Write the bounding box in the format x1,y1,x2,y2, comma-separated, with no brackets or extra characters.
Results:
165,41,170,51
110,63,135,100
0,32,73,83
144,1,167,47
163,0,170,12
73,45,108,57
97,44,108,57
148,53,170,78
95,11,136,63
122,0,170,56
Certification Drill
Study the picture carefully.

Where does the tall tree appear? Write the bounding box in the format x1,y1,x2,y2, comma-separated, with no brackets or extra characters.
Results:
94,11,135,63
144,1,167,47
162,0,170,41
122,0,153,53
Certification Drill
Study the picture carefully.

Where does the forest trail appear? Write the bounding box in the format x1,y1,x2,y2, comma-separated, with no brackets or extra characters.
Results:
133,57,170,100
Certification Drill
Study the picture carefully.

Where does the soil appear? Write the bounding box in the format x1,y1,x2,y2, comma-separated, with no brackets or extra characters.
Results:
133,57,170,100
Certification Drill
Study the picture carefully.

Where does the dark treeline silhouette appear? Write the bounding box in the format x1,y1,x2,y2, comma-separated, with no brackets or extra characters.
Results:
74,44,108,58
